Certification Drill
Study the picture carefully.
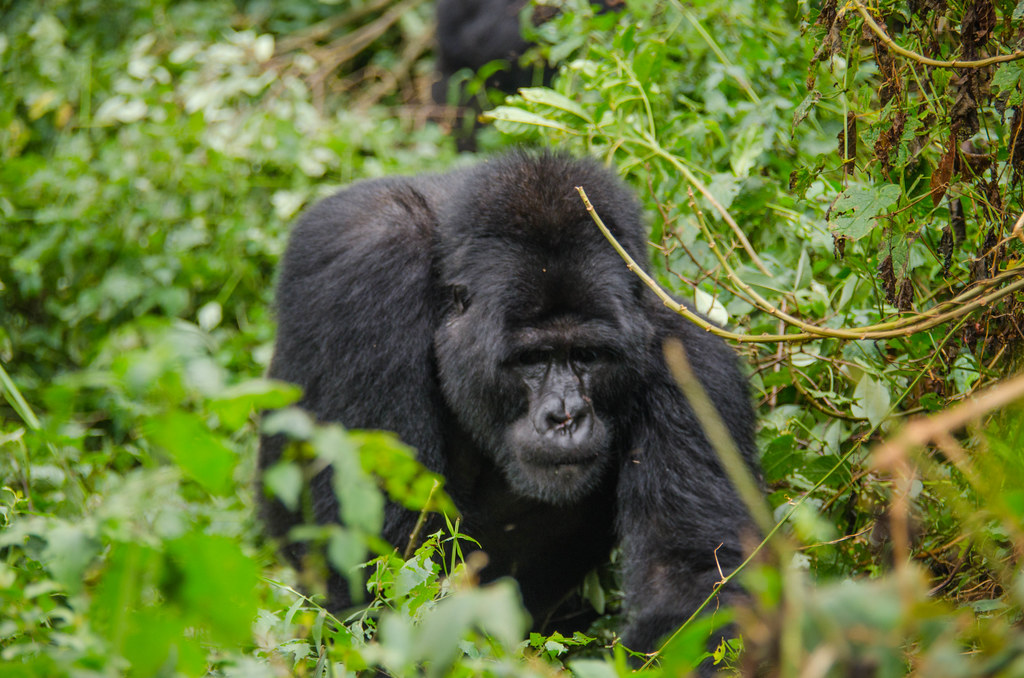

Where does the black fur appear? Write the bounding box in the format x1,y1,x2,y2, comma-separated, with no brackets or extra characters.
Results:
259,151,759,657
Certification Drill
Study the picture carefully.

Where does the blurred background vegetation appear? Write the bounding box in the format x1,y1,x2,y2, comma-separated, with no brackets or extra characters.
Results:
2,0,1024,675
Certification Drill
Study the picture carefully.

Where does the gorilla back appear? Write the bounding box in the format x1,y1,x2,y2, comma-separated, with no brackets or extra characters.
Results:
259,151,759,654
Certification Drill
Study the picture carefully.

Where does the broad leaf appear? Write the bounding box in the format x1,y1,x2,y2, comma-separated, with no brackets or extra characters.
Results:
829,184,901,240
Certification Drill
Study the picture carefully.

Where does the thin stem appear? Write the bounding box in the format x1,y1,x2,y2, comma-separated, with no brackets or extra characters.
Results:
665,339,774,534
404,479,441,559
627,137,773,276
611,53,657,142
678,5,761,104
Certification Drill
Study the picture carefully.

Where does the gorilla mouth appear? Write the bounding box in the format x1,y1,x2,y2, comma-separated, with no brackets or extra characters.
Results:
511,418,608,471
528,450,599,467
508,447,609,505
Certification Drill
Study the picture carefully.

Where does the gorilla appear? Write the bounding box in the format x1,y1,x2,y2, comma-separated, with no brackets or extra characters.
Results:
433,0,544,105
259,151,759,659
433,0,621,149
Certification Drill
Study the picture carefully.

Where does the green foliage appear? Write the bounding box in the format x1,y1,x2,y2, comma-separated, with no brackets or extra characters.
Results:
488,0,1024,672
3,0,1024,675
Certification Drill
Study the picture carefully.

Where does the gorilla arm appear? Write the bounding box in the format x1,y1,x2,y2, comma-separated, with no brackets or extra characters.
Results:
259,175,451,608
615,305,759,655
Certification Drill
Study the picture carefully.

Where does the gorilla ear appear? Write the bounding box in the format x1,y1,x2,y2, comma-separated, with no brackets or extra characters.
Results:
451,285,471,314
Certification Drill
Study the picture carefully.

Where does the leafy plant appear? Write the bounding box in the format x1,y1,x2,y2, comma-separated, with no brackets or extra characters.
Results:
4,0,1024,675
487,0,1024,671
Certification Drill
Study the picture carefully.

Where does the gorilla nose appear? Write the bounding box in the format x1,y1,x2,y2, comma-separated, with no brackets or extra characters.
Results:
537,397,591,436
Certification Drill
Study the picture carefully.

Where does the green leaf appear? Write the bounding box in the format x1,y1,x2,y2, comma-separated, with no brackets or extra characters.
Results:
633,43,664,83
582,568,606,614
879,236,910,276
145,411,235,495
483,106,571,131
327,527,368,601
803,455,851,488
694,288,728,326
263,406,316,440
315,426,385,536
544,639,566,655
0,361,43,430
394,550,440,600
762,434,798,483
919,392,944,412
992,62,1024,91
167,533,258,644
93,542,177,673
730,123,765,177
706,173,741,210
263,460,303,511
791,344,820,368
352,431,457,516
518,87,592,121
42,522,101,595
793,248,811,290
790,501,837,543
407,581,529,674
829,184,901,240
951,352,980,393
657,611,732,673
970,598,1006,613
992,61,1024,105
851,374,890,428
791,90,822,133
619,24,636,53
209,378,302,429
569,659,619,678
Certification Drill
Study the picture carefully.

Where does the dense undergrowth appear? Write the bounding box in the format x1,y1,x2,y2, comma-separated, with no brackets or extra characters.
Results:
2,0,1024,675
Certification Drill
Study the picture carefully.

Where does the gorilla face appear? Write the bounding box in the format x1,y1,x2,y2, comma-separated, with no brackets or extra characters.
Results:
435,237,648,505
499,336,614,503
437,309,625,504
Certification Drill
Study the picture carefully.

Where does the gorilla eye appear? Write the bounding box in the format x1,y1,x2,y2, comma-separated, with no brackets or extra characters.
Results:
570,347,604,364
451,285,470,314
516,349,551,366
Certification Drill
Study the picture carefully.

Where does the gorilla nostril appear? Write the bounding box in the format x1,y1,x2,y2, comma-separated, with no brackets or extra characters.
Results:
533,402,569,434
543,405,590,436
546,409,571,428
565,398,589,421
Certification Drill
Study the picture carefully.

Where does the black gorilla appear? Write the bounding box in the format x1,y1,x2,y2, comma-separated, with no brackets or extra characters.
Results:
259,151,759,656
433,0,542,104
434,0,622,100
433,0,620,149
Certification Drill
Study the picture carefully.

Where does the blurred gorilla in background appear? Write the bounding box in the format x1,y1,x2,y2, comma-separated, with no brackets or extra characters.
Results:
433,0,621,148
259,151,759,665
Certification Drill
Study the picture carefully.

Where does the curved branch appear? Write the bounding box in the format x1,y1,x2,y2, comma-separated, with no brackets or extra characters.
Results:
791,374,864,421
852,0,1024,69
873,371,1024,470
577,186,756,341
681,187,1024,338
577,187,1024,344
628,137,773,277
